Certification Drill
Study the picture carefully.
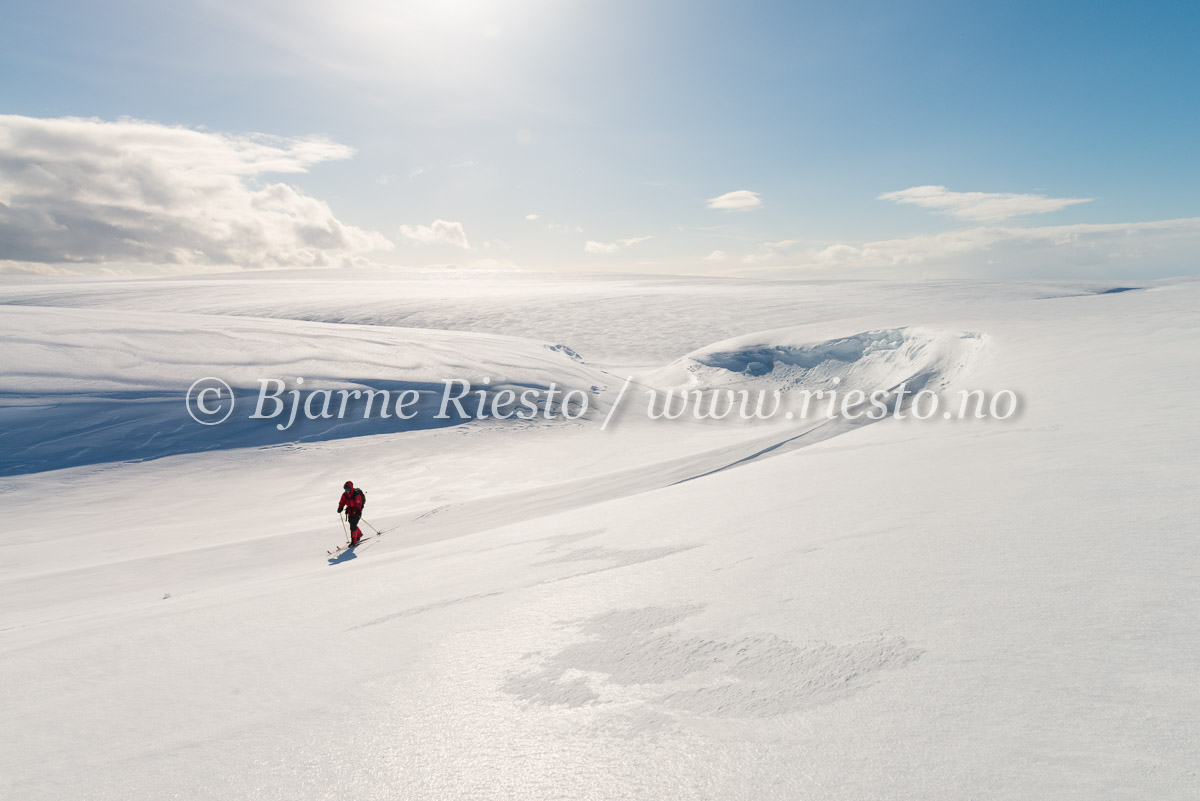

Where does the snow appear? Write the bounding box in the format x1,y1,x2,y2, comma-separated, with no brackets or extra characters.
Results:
0,271,1197,799
648,325,985,404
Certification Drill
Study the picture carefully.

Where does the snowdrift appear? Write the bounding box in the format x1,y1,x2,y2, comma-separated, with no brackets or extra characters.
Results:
646,325,986,400
0,305,610,475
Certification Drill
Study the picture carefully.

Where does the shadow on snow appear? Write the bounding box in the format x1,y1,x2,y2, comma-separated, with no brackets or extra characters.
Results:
0,380,473,476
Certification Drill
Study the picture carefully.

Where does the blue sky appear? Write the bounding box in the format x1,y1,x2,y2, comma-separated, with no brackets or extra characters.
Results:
1,0,1197,276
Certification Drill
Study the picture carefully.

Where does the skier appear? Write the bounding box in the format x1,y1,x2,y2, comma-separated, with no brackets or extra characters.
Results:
338,480,366,546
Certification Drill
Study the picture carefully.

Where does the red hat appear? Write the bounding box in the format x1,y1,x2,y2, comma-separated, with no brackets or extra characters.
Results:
344,481,354,490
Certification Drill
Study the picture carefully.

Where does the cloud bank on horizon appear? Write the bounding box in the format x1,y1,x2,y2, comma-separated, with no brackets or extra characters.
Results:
733,216,1200,279
585,236,652,255
0,111,1196,280
2,108,1190,278
398,219,470,249
0,115,391,274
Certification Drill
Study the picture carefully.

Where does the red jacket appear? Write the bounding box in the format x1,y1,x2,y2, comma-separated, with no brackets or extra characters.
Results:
338,488,364,515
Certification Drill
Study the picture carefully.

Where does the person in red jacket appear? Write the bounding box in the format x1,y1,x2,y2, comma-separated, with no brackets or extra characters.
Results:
338,480,366,545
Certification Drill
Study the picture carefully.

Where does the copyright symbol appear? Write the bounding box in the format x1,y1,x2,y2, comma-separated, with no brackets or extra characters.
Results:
186,377,235,426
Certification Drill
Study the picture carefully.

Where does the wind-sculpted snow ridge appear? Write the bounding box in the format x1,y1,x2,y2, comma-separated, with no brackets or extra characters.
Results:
0,306,610,476
649,325,986,400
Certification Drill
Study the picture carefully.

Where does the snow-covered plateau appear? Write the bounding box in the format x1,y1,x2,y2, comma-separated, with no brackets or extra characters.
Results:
1,271,1196,800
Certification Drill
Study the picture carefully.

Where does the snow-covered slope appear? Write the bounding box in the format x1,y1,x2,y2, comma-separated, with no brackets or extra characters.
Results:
0,273,1196,800
0,270,1149,362
0,305,610,474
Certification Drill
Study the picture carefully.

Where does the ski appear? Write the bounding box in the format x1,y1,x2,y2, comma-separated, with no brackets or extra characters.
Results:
327,531,383,555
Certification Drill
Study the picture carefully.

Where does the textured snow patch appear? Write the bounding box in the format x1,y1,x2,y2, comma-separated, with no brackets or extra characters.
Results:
659,633,923,717
506,605,921,718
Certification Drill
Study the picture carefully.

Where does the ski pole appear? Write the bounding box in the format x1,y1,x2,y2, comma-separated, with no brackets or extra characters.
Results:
339,512,349,541
360,518,384,535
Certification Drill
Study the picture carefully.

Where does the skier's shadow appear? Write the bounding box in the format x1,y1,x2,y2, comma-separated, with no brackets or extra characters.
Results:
327,547,358,566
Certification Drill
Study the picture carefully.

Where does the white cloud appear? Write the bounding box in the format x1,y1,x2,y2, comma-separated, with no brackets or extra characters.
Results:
525,213,540,221
726,217,1200,278
878,185,1092,222
584,235,651,255
707,190,762,212
703,250,727,262
398,219,470,249
742,239,801,264
0,114,391,271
